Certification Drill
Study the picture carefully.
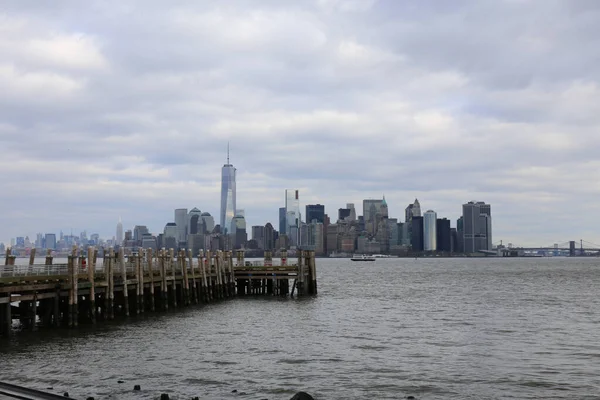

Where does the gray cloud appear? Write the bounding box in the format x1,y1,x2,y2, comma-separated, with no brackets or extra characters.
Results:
1,0,599,246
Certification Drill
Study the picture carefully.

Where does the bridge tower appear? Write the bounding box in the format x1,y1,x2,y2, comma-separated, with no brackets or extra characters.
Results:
569,241,576,257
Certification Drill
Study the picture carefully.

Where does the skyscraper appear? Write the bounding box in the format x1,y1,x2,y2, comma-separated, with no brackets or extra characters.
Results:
306,204,325,224
116,217,123,245
279,207,286,235
411,216,424,252
423,210,437,251
436,218,452,252
174,208,188,244
463,201,492,253
285,189,301,246
188,208,202,235
220,145,236,234
347,203,356,221
363,198,388,235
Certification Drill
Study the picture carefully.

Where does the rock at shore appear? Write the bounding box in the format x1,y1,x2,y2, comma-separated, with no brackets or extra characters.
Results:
290,392,314,400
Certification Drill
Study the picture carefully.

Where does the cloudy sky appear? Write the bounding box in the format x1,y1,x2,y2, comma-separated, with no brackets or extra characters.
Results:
2,0,600,247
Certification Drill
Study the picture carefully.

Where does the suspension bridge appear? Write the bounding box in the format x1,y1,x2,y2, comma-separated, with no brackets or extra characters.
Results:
492,239,600,256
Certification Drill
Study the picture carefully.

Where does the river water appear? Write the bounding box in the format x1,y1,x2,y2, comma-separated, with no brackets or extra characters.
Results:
1,257,600,399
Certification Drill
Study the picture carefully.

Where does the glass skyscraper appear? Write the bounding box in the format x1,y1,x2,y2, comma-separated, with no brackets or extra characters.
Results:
285,189,300,246
423,210,437,251
220,149,236,235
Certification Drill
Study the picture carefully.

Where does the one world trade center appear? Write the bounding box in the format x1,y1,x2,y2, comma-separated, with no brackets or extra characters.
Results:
220,145,236,235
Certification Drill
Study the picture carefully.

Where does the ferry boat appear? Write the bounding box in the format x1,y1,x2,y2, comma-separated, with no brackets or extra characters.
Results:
350,254,376,262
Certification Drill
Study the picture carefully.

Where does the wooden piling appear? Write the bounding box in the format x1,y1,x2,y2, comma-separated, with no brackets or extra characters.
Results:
308,251,317,295
205,250,213,301
108,248,115,320
199,250,208,302
29,248,36,266
215,251,223,299
160,249,168,310
45,249,53,265
168,248,176,307
297,251,305,296
87,246,96,324
147,248,155,312
120,250,129,317
188,249,198,304
180,250,190,306
135,252,143,314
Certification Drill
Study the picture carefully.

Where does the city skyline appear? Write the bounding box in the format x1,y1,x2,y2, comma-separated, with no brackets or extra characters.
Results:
2,2,600,246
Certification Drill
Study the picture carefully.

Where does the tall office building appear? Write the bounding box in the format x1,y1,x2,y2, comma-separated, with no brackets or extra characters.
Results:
252,225,266,249
306,204,325,224
188,208,202,235
285,189,301,246
264,223,275,251
220,145,236,234
411,216,424,252
363,198,388,235
463,201,492,253
163,223,177,250
436,218,452,252
279,207,286,234
347,203,356,221
232,213,247,249
423,210,437,251
338,208,351,221
133,225,149,242
44,233,56,250
201,212,215,234
116,217,123,245
174,208,188,244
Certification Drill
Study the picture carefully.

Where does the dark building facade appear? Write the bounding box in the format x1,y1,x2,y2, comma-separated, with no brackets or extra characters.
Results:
306,204,325,224
279,207,286,235
411,216,424,252
338,208,351,221
436,218,452,252
264,223,275,251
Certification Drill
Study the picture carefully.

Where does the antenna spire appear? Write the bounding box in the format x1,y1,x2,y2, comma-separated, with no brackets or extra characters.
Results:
227,142,230,164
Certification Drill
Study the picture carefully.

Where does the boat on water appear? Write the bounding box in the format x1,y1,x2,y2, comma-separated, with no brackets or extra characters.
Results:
350,254,376,261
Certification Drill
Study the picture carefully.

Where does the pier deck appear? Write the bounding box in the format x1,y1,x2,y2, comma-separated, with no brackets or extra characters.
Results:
0,248,317,335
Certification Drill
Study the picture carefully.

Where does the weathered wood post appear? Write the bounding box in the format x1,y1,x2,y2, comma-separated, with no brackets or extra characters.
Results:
308,250,317,295
280,250,287,266
205,250,213,301
108,248,115,320
228,251,235,297
87,246,96,324
120,250,129,317
199,250,208,302
180,250,190,306
133,252,144,314
45,249,53,265
169,248,177,307
29,248,36,266
68,247,78,328
4,247,10,265
221,251,228,298
147,248,155,312
235,250,245,295
215,251,223,299
160,249,168,310
188,249,197,304
296,251,305,296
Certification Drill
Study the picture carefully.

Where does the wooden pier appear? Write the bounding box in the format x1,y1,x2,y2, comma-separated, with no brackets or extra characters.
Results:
0,248,317,336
